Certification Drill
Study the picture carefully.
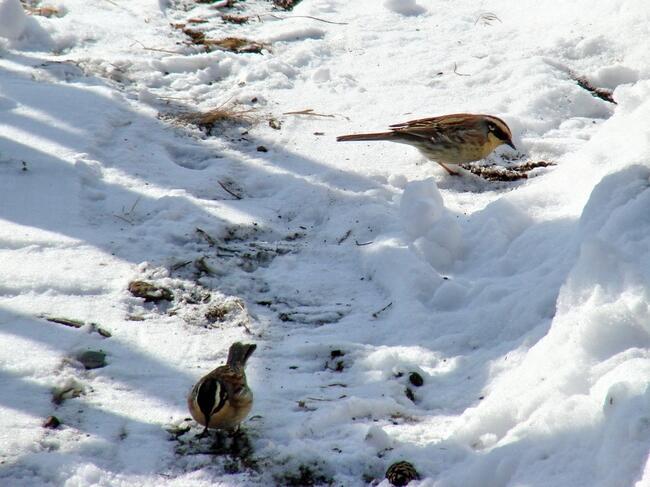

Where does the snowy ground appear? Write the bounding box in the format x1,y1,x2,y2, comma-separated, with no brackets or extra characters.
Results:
1,0,650,485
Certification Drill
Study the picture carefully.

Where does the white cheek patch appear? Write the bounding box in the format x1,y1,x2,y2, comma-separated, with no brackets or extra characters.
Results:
210,382,229,416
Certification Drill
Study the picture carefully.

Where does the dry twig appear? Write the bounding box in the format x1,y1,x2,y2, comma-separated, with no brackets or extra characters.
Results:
196,227,218,246
42,315,111,338
283,108,336,118
218,180,243,200
337,230,352,245
372,302,393,319
570,73,616,104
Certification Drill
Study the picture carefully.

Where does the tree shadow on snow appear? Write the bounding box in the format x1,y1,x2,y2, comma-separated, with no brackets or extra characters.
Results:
0,310,193,481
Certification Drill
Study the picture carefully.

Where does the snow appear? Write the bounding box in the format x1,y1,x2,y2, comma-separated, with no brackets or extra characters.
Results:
383,0,427,17
1,0,649,486
0,0,27,40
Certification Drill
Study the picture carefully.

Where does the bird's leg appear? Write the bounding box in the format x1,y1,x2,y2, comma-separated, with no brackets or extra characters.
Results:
198,425,210,439
230,426,252,457
437,162,460,176
210,429,229,454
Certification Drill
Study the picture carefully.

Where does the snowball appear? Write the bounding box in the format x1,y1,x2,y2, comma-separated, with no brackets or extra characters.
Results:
384,0,427,16
0,0,28,40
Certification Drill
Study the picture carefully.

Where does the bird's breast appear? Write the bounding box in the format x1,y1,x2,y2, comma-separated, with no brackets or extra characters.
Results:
207,397,253,430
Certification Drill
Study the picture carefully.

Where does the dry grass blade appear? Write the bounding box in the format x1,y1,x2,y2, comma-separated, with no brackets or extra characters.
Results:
475,12,501,25
259,13,348,25
176,104,256,131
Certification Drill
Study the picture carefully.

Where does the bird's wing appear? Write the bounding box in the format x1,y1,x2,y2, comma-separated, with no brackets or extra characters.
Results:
388,115,449,139
389,114,472,141
389,115,446,129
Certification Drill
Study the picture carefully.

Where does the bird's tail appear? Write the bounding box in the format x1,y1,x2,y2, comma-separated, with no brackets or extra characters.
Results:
226,342,257,369
336,131,395,142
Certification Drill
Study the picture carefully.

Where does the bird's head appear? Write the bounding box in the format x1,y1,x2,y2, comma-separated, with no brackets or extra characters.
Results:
484,116,516,151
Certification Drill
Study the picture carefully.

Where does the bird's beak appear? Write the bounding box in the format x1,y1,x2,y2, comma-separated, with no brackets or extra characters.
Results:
505,139,516,150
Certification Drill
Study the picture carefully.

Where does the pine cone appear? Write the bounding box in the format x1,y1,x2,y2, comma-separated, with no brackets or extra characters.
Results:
386,460,419,486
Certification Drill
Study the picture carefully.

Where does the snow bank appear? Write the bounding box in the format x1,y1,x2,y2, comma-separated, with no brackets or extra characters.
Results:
0,0,27,40
400,179,462,271
440,81,650,486
0,0,53,48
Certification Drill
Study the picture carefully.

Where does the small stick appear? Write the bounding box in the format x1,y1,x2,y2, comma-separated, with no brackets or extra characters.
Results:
218,180,243,200
171,260,193,271
196,227,218,246
239,319,253,335
283,108,336,118
355,240,373,246
44,316,85,328
258,13,348,25
337,230,352,245
42,316,111,338
114,214,135,225
372,302,393,318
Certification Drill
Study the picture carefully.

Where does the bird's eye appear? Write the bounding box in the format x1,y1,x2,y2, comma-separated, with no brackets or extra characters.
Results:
487,123,496,132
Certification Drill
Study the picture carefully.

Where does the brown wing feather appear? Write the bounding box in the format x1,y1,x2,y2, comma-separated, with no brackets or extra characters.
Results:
388,114,479,141
389,113,475,130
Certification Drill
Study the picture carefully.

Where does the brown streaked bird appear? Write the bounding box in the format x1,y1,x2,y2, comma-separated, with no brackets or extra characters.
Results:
337,113,516,175
188,342,256,435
